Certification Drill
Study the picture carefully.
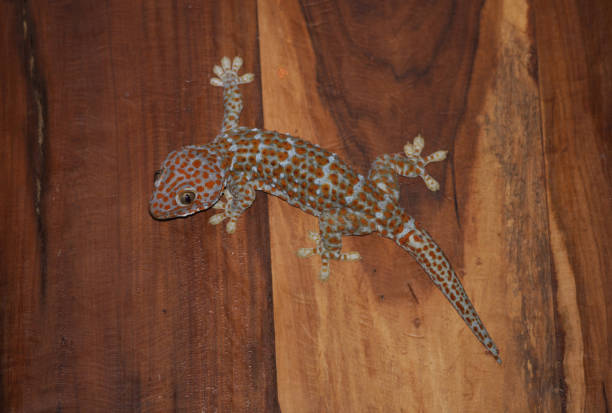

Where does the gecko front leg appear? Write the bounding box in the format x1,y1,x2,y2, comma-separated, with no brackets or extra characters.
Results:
208,175,259,234
209,56,254,132
297,231,361,280
297,209,373,280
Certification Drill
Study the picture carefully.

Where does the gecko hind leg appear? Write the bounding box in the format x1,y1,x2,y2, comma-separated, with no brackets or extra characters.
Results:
368,134,448,200
403,134,448,191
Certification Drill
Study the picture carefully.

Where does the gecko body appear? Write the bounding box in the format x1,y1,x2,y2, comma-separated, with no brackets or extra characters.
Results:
150,56,501,363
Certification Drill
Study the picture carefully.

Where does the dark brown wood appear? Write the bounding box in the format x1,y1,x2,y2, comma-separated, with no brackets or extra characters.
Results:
2,0,610,411
535,0,612,411
1,1,279,412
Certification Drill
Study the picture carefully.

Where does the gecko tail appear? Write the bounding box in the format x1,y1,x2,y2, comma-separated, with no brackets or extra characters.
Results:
389,213,501,364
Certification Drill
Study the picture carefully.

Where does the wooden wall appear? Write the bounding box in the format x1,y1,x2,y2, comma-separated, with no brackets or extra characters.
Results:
1,0,610,412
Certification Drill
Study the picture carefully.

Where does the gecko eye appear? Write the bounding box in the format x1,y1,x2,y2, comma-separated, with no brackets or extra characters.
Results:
154,170,162,184
178,190,196,205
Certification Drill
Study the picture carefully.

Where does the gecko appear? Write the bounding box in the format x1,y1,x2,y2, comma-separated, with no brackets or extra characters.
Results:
149,56,501,364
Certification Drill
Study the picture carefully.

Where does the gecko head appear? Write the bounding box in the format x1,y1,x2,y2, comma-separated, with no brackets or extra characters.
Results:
149,146,226,220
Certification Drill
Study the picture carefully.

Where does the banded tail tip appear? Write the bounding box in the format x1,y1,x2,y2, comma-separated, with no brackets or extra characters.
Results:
493,352,502,365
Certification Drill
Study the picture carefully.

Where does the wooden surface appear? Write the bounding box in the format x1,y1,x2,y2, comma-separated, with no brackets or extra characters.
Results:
1,1,278,412
1,0,610,412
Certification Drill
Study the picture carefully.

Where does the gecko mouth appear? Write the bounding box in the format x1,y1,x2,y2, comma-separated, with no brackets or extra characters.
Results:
149,203,201,221
148,202,171,220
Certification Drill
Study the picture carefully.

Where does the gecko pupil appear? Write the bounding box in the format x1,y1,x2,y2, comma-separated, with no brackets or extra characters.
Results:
179,191,195,205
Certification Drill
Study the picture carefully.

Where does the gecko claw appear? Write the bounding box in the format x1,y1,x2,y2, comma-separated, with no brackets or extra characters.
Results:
319,259,330,280
208,213,236,234
232,56,243,71
239,73,254,84
221,56,231,70
297,248,315,258
210,77,224,87
226,220,236,234
208,213,226,226
423,176,440,192
341,251,361,261
404,135,424,157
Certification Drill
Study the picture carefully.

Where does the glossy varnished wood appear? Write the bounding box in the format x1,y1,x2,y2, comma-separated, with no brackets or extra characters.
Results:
1,1,278,412
535,0,612,411
260,0,608,412
1,0,610,412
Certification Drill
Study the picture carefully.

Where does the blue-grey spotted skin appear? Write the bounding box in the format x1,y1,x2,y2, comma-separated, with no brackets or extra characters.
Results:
150,56,501,364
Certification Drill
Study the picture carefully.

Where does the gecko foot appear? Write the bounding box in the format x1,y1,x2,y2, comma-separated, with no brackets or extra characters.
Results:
207,212,237,233
210,56,254,87
297,231,361,280
403,135,448,192
296,231,322,258
209,192,237,233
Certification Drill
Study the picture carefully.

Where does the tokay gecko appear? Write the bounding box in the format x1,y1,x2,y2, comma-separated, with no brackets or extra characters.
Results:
149,56,501,363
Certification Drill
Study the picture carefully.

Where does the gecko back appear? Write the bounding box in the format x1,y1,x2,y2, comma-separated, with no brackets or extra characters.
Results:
150,56,501,364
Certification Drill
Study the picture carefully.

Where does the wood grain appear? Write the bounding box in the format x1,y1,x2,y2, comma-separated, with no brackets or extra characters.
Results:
535,0,612,411
2,0,610,412
1,1,279,412
258,0,601,412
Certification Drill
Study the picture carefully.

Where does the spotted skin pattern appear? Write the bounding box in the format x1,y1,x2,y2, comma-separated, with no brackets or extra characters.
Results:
150,56,501,364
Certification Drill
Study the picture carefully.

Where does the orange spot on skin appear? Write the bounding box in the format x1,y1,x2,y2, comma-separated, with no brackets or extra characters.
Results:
277,67,288,79
315,155,328,165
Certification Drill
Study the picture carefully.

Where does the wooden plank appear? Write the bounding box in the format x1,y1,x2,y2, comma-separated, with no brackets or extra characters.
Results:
535,0,612,411
259,0,562,411
0,2,43,411
1,1,279,411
